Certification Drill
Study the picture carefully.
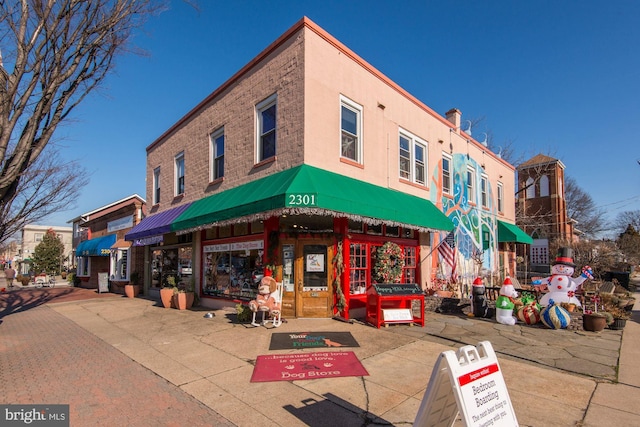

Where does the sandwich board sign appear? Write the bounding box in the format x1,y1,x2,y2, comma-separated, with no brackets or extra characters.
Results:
414,341,518,427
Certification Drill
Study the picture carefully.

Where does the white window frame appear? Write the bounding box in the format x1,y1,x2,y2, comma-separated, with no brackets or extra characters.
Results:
175,152,185,196
77,256,90,277
481,174,489,208
34,233,44,242
210,127,225,181
153,167,161,205
442,153,452,195
110,248,130,282
497,182,504,212
467,166,476,204
256,94,277,162
540,175,550,197
340,95,363,164
398,129,427,185
525,177,535,199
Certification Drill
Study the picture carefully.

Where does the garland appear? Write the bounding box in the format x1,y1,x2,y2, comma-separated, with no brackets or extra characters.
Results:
375,242,405,283
333,240,347,312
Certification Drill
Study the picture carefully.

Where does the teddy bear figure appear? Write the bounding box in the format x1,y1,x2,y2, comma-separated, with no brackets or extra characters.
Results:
249,276,277,313
496,277,521,325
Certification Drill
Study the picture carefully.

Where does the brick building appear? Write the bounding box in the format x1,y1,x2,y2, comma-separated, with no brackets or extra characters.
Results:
125,17,529,320
71,194,146,290
516,154,575,273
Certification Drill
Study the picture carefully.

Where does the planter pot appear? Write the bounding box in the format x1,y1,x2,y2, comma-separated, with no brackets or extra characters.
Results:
583,314,607,332
173,292,194,310
186,292,195,308
124,284,140,298
160,288,175,308
609,318,627,330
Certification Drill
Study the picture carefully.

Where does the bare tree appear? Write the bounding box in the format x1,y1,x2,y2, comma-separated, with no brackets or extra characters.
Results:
614,210,640,235
565,176,605,238
0,0,160,243
0,149,88,242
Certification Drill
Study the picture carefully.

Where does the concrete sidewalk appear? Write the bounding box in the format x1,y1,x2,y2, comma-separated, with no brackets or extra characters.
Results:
1,281,639,426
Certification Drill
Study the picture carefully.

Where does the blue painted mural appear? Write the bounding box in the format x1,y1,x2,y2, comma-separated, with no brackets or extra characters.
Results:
431,153,498,287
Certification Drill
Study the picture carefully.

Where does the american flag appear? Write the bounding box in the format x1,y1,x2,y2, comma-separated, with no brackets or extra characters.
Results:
438,230,457,282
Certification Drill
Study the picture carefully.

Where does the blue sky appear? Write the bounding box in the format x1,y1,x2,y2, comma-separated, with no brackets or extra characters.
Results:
44,0,640,237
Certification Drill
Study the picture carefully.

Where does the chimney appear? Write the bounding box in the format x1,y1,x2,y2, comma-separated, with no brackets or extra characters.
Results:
445,108,461,131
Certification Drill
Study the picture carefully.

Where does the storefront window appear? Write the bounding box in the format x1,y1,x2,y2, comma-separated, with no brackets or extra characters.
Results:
349,243,367,294
150,245,192,289
77,257,89,277
348,241,418,291
109,249,130,281
403,246,417,284
202,239,264,299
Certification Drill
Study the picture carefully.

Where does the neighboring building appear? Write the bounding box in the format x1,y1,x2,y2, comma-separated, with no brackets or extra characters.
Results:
0,240,20,269
516,154,575,275
70,194,146,289
125,17,529,320
17,225,73,275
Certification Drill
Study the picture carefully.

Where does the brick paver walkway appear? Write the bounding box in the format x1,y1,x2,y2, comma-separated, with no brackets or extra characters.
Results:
0,288,235,426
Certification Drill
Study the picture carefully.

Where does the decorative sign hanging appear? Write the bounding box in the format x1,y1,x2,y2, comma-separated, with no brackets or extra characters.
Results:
414,341,518,427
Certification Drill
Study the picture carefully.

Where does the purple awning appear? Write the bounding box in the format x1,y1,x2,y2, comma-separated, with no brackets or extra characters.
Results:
125,203,192,242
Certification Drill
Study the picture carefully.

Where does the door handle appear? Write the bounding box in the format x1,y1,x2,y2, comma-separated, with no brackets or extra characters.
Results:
298,281,303,291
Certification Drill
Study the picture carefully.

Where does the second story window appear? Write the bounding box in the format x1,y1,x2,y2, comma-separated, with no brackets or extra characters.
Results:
442,154,452,195
398,130,427,185
175,152,185,196
497,182,504,212
257,94,276,162
467,167,476,204
153,167,161,205
210,128,225,181
481,175,488,208
340,96,362,163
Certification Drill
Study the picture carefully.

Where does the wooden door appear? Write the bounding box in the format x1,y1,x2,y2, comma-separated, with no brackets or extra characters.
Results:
295,239,333,318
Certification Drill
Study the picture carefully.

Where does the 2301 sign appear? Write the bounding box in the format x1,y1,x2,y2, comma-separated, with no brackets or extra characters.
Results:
287,193,317,207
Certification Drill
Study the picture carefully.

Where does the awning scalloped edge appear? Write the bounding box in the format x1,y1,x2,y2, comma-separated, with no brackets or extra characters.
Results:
174,207,440,236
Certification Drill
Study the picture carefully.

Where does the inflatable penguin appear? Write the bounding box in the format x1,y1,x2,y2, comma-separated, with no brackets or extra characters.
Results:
470,277,492,318
538,247,593,307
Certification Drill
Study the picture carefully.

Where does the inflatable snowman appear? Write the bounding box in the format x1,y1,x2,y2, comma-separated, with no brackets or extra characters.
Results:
496,277,519,325
538,247,593,307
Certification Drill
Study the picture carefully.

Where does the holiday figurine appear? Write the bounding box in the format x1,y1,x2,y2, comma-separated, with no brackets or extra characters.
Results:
496,277,520,325
469,277,492,318
537,247,593,307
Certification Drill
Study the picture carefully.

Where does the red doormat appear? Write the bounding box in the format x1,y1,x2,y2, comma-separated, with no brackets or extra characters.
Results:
269,332,360,350
250,351,369,382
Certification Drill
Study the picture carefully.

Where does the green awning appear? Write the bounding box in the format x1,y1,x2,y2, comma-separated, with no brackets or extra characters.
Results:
498,220,533,244
76,234,116,256
171,165,453,233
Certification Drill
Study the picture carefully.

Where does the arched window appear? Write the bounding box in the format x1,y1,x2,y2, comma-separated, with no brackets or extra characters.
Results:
540,175,550,197
525,177,535,198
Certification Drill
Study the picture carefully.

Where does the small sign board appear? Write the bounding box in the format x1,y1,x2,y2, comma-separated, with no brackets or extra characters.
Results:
98,272,109,293
382,308,413,322
414,341,518,427
372,283,422,295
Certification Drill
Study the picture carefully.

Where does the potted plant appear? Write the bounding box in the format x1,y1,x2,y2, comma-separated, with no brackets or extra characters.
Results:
607,306,631,330
17,274,31,287
172,279,195,310
160,275,177,308
125,271,141,298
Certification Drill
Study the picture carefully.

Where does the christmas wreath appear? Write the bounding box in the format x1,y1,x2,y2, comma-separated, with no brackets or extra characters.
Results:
375,242,405,283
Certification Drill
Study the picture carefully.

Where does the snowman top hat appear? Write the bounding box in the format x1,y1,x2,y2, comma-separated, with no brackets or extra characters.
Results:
553,247,575,268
